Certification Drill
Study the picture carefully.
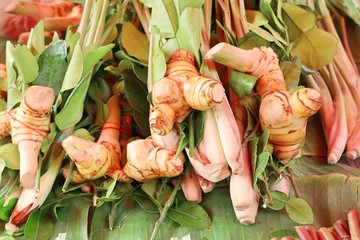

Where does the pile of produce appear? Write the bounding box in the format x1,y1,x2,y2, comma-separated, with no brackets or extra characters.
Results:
0,0,359,239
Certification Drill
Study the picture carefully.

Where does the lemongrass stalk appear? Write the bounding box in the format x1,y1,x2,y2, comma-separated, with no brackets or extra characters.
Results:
229,0,244,39
132,0,150,38
318,227,338,240
100,0,129,45
294,226,314,239
93,0,109,46
84,0,103,47
77,0,92,46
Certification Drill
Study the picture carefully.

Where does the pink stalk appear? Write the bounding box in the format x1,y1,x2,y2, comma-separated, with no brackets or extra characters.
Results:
333,219,351,239
295,226,314,240
348,209,360,239
317,227,338,240
305,74,347,164
186,109,231,182
180,169,202,203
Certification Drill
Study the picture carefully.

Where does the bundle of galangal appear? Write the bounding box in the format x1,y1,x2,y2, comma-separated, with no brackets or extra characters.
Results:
0,0,359,239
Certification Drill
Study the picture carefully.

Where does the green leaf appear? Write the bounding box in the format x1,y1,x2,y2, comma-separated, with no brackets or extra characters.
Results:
269,229,298,239
268,191,288,211
285,198,314,224
167,201,211,229
24,209,54,240
150,0,179,38
0,198,17,222
246,10,269,26
55,74,91,130
175,0,204,14
121,22,149,63
61,42,83,92
83,44,115,76
124,70,149,116
32,40,68,96
256,152,270,176
141,180,162,210
282,3,316,41
176,8,202,64
257,130,269,154
291,28,338,70
328,0,360,26
238,32,270,50
0,143,20,170
151,27,167,84
280,58,302,91
27,20,45,56
11,45,39,84
132,194,159,214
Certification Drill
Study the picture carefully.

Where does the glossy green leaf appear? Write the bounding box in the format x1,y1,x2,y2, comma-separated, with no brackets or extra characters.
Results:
141,180,162,210
32,40,68,96
82,44,115,76
291,28,338,70
55,74,91,130
259,1,287,33
0,143,20,170
280,58,301,91
11,45,39,84
167,201,211,229
257,130,269,154
151,27,167,84
24,209,54,240
285,198,314,225
27,21,45,56
132,194,159,214
60,42,83,92
121,22,149,63
124,70,150,118
175,0,204,14
0,198,17,222
176,8,202,64
150,0,178,38
256,152,270,176
282,3,316,41
5,42,21,110
268,191,288,211
238,32,270,49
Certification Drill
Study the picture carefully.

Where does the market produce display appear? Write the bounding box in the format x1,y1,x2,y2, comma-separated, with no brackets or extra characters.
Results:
0,0,359,239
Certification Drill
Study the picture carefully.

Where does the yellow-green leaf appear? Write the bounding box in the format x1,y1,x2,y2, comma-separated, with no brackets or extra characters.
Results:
121,22,149,64
291,28,338,70
246,10,269,26
282,3,316,41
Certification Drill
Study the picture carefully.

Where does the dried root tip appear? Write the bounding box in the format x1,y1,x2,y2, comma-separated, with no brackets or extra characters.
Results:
183,76,224,110
0,112,11,139
22,86,55,114
149,104,176,136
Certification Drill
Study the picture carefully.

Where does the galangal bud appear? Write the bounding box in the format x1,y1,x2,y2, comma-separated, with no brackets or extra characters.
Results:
0,86,55,189
150,49,224,135
206,43,323,162
124,137,185,182
62,94,131,183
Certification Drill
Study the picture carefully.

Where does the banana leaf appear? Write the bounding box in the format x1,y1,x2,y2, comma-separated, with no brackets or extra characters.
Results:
1,155,359,240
